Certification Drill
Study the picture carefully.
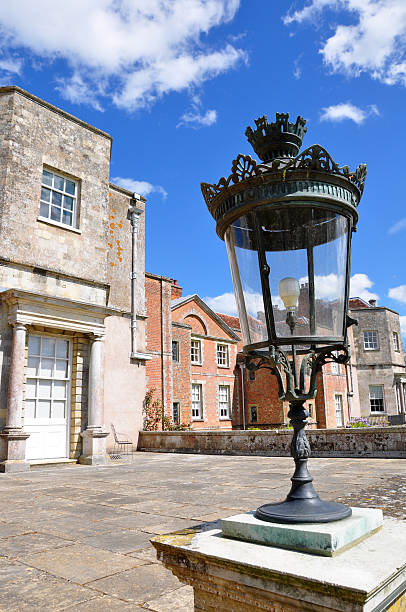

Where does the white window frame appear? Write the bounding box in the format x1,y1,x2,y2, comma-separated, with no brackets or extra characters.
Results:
39,168,79,230
369,385,385,413
363,330,379,350
216,343,230,368
393,331,400,352
191,383,203,420
334,394,344,427
191,339,202,364
218,384,231,419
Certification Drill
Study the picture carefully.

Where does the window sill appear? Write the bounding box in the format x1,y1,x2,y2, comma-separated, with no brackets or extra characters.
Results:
38,216,81,234
217,364,230,369
192,418,204,422
219,417,231,421
191,362,203,366
364,348,379,351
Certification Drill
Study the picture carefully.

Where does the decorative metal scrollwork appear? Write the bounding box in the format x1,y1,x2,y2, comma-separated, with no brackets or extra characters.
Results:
201,144,367,207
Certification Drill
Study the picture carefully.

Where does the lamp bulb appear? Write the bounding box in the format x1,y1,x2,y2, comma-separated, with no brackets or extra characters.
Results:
278,277,300,312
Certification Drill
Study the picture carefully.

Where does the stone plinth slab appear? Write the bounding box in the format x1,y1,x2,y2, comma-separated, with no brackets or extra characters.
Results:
152,516,406,611
221,507,383,556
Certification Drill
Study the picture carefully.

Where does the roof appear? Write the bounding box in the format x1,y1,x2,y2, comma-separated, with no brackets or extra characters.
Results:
349,297,372,309
171,294,240,342
216,313,241,331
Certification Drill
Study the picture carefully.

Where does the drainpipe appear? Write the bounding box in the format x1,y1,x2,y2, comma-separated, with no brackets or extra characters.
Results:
128,197,143,359
240,362,246,430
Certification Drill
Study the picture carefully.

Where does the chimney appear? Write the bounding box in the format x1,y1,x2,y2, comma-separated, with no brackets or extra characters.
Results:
368,299,377,307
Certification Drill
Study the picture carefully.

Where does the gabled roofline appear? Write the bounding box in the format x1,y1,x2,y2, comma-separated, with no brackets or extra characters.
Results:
171,294,241,342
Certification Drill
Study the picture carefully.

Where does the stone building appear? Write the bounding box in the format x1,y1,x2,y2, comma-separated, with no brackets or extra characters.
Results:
349,298,406,420
145,274,239,429
0,86,149,471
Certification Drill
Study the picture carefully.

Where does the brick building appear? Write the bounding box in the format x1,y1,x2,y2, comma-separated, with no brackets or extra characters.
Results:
0,87,149,471
145,274,239,429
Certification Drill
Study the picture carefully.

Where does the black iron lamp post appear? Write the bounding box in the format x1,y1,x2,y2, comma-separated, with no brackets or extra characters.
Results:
201,113,367,524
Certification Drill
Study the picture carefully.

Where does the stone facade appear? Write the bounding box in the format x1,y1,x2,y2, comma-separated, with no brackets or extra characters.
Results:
350,300,406,419
0,87,148,470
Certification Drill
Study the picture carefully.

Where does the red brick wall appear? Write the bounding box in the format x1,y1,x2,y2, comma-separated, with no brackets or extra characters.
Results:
172,323,192,424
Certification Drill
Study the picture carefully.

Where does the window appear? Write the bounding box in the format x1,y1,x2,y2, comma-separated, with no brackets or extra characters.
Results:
191,339,202,364
334,395,344,427
369,385,384,412
172,341,179,362
331,351,340,375
217,344,229,367
40,168,78,228
191,384,203,419
308,403,313,418
25,335,70,420
250,406,258,423
172,402,180,425
363,331,378,350
393,332,400,352
218,385,230,419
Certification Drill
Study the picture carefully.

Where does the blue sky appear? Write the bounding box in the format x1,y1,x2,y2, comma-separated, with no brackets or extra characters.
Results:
0,0,405,339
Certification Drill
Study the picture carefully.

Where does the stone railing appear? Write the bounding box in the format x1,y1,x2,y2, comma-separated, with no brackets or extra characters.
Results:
138,427,406,458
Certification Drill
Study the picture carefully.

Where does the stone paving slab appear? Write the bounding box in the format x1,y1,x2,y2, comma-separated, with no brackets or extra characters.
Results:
0,453,403,611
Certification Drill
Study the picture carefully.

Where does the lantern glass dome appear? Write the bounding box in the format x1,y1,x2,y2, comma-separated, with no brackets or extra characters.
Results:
225,203,351,349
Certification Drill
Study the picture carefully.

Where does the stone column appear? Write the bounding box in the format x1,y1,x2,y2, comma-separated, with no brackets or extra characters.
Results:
79,333,108,465
0,322,30,472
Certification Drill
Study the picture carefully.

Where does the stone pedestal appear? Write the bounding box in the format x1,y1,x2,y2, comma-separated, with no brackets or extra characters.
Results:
152,512,406,611
79,333,108,465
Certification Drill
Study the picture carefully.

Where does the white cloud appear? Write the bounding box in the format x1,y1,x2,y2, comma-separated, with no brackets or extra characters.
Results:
350,273,379,303
0,57,22,74
284,0,406,88
400,316,406,337
111,176,167,199
388,218,406,235
320,102,379,124
177,108,217,128
0,0,245,111
388,285,406,304
204,292,237,315
177,93,217,128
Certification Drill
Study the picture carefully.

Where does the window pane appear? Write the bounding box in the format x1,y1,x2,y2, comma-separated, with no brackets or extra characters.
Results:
37,400,51,418
51,206,61,221
63,195,73,211
25,399,36,419
56,340,68,358
52,401,65,419
41,187,51,202
54,380,66,400
40,358,53,377
62,211,72,226
54,360,68,379
54,175,64,191
40,202,49,218
65,179,75,195
42,170,53,186
38,380,52,398
52,191,62,205
27,356,39,376
26,379,37,399
41,338,55,357
28,336,41,355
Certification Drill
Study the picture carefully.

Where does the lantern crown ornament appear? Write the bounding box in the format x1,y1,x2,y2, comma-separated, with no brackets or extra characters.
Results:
245,112,307,161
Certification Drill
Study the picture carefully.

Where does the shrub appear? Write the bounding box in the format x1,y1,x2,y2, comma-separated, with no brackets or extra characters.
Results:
143,389,191,431
346,417,371,428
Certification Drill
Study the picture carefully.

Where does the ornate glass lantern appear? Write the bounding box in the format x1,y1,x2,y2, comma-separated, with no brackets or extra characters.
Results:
201,113,366,524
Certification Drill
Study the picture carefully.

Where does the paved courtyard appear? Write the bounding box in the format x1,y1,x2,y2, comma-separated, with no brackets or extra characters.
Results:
0,453,404,611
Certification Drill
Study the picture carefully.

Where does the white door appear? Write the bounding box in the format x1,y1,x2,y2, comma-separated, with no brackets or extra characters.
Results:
25,335,71,460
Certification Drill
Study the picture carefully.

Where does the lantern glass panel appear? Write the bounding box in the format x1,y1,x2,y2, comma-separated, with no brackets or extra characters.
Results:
226,204,350,347
225,213,267,345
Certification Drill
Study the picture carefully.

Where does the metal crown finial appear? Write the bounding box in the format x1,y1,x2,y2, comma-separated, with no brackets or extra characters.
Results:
245,112,307,162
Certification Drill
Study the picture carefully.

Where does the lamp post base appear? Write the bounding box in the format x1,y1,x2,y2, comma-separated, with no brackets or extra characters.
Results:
256,498,352,524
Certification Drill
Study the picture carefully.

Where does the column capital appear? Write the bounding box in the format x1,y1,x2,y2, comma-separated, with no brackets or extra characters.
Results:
91,332,105,342
11,321,27,332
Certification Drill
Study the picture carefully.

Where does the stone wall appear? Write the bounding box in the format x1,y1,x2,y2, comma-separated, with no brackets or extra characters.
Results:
138,427,406,458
